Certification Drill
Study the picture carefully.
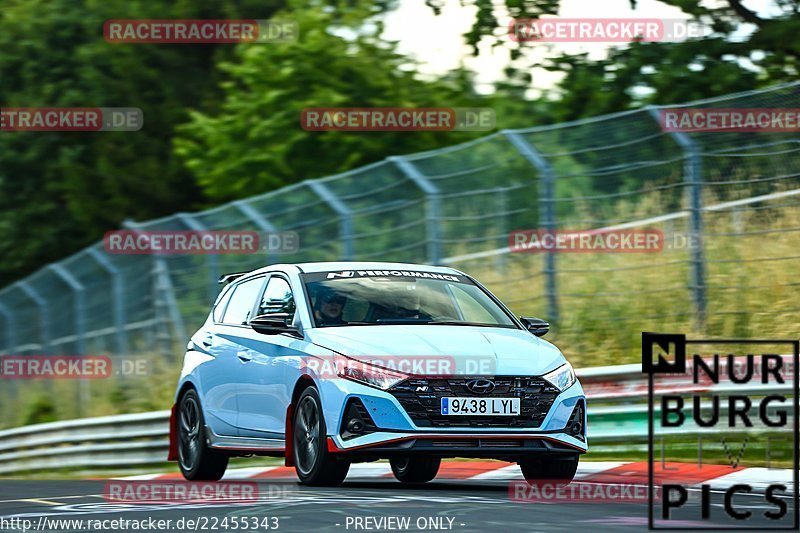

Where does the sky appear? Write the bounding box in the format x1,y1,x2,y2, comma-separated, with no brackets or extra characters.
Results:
381,0,775,94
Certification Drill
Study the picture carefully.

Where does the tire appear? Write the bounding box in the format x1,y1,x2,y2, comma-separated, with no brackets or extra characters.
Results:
293,387,350,486
518,455,579,486
177,389,229,481
390,457,441,483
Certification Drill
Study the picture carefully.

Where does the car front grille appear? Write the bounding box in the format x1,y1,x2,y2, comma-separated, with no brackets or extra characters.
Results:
388,376,560,428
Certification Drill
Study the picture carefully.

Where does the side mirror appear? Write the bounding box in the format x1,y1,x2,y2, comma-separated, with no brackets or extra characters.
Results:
520,317,549,337
249,313,299,336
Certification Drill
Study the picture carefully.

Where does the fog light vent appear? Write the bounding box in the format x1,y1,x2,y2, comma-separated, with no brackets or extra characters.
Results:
340,398,378,440
567,400,586,441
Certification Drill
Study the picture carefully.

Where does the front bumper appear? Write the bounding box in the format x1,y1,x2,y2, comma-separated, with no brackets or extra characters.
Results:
327,432,585,459
317,376,588,456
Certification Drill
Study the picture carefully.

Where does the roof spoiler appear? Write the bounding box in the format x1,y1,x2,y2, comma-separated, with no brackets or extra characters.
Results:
218,271,249,285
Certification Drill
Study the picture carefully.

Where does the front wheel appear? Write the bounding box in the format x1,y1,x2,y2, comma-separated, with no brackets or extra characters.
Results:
177,389,229,481
518,455,579,486
293,387,350,486
390,457,441,483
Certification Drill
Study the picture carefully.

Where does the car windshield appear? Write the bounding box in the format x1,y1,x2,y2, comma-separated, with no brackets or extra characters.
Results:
302,270,517,328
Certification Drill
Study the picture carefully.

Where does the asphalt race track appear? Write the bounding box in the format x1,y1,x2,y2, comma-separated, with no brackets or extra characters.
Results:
0,462,795,533
0,479,746,532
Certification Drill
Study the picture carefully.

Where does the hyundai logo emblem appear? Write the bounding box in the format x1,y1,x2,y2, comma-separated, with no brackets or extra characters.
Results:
465,379,496,394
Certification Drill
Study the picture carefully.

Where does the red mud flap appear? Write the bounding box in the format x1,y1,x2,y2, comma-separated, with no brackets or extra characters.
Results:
167,403,178,462
284,404,295,467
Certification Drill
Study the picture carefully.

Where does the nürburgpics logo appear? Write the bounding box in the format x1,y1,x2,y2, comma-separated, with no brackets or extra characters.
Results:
643,333,799,529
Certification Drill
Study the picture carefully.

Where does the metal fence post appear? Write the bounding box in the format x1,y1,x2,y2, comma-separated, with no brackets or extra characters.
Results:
17,282,49,354
502,131,559,323
124,220,187,356
49,264,86,356
0,300,17,424
48,264,88,417
389,156,442,265
232,200,278,265
177,214,218,303
0,300,15,354
307,181,354,260
495,187,508,272
647,107,707,328
88,248,128,355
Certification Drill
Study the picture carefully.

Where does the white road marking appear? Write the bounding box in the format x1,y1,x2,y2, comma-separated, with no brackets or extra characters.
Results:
345,463,393,478
222,466,276,480
705,467,795,492
470,465,520,480
574,461,631,479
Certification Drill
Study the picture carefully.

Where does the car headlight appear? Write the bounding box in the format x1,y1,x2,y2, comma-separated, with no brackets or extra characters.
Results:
542,362,576,391
334,353,407,390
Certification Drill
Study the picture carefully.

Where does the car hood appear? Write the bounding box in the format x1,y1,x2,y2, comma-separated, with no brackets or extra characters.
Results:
306,325,566,376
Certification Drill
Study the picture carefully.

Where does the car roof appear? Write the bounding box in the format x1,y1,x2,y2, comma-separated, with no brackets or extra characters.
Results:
248,261,464,277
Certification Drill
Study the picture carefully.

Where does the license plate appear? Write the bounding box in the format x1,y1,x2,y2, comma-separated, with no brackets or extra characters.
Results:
440,397,520,416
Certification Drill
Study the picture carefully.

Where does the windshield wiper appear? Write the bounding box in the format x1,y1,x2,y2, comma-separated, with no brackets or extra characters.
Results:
322,320,506,328
320,321,382,327
427,320,501,327
376,318,431,324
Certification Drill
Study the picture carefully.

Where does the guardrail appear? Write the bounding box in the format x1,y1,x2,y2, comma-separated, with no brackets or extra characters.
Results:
0,364,793,474
0,410,170,475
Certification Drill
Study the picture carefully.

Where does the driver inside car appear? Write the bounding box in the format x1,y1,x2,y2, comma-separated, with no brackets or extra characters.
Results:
314,287,347,326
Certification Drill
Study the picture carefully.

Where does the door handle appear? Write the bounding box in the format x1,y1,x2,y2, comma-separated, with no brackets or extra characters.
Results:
237,352,253,362
201,336,213,347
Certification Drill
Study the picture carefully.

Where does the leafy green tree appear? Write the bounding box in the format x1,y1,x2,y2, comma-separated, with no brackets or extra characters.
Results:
446,0,799,115
175,4,493,201
0,0,290,285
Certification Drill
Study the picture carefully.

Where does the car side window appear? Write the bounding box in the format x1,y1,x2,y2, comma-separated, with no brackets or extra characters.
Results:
221,277,264,325
257,277,296,320
212,286,234,322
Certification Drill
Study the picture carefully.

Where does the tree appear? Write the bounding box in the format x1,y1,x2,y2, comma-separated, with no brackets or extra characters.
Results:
0,0,292,285
443,0,799,114
174,4,491,201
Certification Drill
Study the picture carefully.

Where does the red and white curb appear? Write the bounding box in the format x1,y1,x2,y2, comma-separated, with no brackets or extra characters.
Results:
114,461,795,493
